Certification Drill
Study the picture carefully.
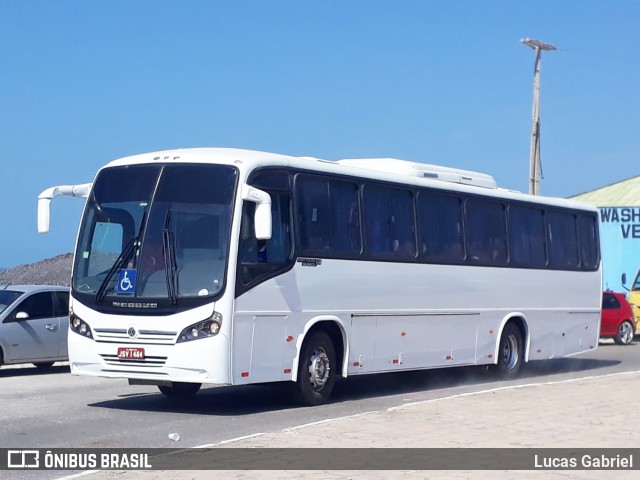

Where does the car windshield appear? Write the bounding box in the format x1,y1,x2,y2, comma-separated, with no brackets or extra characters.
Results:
72,163,238,311
0,290,22,314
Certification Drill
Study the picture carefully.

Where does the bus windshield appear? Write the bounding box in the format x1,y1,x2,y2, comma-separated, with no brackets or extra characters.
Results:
72,163,238,310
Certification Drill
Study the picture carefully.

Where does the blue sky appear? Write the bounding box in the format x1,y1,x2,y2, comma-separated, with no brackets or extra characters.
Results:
1,1,638,268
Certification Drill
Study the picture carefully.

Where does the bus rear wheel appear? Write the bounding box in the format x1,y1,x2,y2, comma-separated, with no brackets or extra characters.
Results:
158,382,202,398
494,323,523,378
294,331,336,406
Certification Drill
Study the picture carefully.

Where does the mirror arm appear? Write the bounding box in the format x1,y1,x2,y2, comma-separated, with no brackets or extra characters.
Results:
37,183,92,234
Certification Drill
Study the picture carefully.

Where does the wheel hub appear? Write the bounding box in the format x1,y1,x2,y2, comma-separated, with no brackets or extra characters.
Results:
308,346,331,391
502,334,519,369
619,322,634,344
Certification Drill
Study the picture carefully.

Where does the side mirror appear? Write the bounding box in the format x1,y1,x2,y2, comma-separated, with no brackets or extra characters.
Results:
241,185,272,240
254,203,272,240
621,273,629,291
37,183,92,234
15,311,29,320
37,197,52,234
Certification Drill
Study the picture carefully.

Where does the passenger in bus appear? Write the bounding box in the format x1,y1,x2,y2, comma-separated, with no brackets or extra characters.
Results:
239,206,269,263
490,237,507,263
470,237,506,263
394,239,415,256
470,238,503,263
139,243,164,272
301,204,330,251
135,241,166,296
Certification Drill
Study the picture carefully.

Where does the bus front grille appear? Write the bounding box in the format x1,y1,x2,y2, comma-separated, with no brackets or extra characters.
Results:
93,328,177,345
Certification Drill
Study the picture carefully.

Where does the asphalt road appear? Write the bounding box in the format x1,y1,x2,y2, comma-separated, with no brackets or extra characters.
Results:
1,338,638,455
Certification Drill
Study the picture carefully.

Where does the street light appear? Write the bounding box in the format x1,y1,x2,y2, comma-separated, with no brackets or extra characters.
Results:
521,37,557,195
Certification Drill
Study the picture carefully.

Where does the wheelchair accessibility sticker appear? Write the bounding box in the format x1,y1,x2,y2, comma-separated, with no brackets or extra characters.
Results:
116,269,137,294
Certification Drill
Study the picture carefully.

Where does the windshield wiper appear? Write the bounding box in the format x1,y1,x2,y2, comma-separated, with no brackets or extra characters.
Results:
96,210,148,304
96,236,137,304
163,209,178,305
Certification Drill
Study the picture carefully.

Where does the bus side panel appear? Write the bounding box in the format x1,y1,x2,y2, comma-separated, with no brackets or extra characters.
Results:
232,313,298,385
233,260,601,381
231,313,254,384
350,314,479,374
348,316,376,373
233,267,302,384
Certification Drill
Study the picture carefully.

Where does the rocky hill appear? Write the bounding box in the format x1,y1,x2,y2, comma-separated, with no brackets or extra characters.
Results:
0,253,73,286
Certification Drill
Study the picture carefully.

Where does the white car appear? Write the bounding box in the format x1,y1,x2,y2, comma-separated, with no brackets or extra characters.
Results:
0,285,69,368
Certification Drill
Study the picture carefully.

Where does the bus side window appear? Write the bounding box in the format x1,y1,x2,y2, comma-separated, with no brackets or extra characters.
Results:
238,202,261,263
237,193,293,288
418,192,465,262
296,175,362,255
577,214,599,269
547,211,579,268
330,181,362,254
297,177,330,251
508,205,546,267
465,199,507,265
265,193,292,263
364,185,415,257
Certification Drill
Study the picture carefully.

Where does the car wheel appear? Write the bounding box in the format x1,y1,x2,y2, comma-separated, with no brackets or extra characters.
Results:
614,321,635,345
293,331,336,406
492,323,524,378
33,362,55,369
158,382,201,398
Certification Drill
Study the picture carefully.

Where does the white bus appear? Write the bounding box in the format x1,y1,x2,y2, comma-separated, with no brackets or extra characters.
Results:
38,148,602,405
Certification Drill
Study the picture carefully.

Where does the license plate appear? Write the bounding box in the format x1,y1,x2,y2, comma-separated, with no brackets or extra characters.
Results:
117,347,145,360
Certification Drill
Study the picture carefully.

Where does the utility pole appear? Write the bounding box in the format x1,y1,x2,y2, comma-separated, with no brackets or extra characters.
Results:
521,37,557,195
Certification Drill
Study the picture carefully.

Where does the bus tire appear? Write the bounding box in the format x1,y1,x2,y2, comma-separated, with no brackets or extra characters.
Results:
493,323,523,378
158,382,202,398
294,331,336,406
614,320,635,345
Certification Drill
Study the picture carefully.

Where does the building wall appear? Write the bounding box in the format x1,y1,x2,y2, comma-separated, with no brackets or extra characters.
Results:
598,206,640,291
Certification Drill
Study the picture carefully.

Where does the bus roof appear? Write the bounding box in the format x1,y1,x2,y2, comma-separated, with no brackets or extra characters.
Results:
108,148,494,187
101,147,596,213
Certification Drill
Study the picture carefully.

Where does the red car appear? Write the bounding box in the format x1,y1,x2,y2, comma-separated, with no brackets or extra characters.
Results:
601,291,637,345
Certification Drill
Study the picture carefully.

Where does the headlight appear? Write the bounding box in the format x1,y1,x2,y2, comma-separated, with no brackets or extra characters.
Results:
177,311,223,343
69,312,93,339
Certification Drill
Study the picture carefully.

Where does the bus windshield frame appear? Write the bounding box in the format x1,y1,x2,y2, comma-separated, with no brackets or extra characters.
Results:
71,163,238,314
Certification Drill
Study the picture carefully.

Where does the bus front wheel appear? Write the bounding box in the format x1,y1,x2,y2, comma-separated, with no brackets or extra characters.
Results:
158,382,202,398
294,331,336,406
494,323,523,378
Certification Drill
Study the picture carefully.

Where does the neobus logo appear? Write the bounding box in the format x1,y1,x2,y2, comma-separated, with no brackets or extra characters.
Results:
112,302,158,309
297,257,322,267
